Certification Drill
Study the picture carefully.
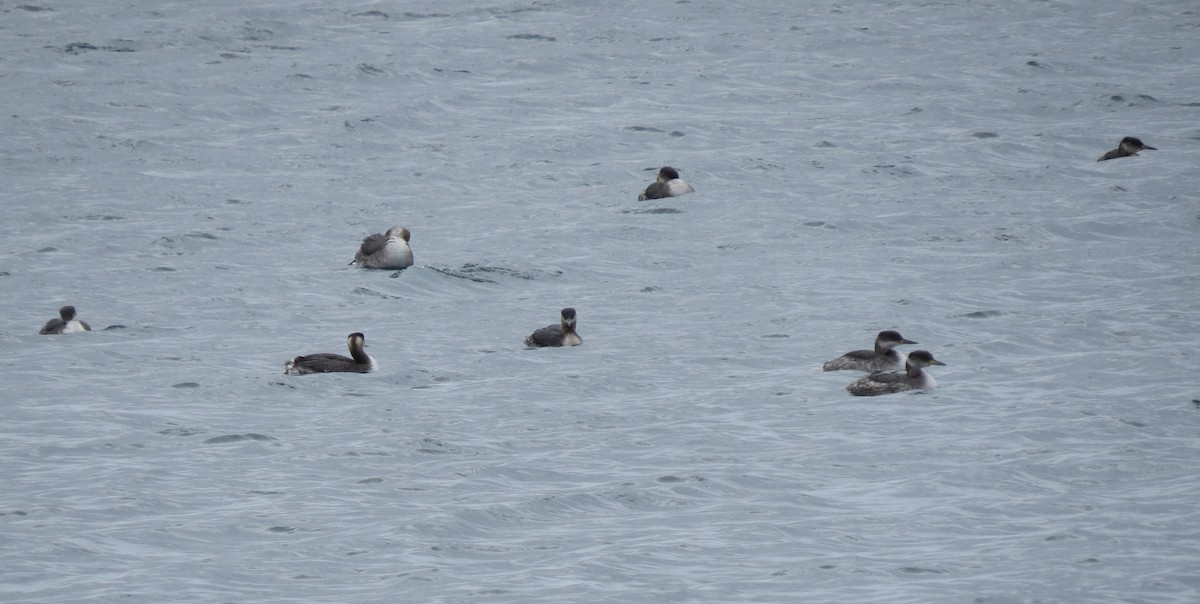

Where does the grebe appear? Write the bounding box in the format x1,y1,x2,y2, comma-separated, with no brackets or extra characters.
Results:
284,332,376,374
823,330,917,372
845,350,945,396
524,307,582,347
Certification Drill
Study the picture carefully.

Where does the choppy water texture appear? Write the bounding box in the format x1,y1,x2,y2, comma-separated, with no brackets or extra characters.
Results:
3,1,1200,602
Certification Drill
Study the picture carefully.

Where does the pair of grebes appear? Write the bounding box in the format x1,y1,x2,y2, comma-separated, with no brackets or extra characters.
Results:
41,137,1154,387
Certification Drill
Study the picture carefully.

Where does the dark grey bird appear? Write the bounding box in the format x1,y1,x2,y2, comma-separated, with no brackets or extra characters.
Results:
845,350,945,396
524,307,582,347
823,330,917,372
284,332,376,374
39,305,91,335
1097,137,1156,161
638,166,695,200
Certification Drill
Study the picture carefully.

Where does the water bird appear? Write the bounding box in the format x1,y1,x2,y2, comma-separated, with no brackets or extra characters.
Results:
353,226,413,269
284,332,376,374
1097,137,1157,161
823,330,917,372
39,305,91,334
524,307,582,347
845,350,945,396
638,166,695,200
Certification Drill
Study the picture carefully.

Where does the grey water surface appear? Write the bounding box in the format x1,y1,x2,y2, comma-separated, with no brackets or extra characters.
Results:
3,1,1199,602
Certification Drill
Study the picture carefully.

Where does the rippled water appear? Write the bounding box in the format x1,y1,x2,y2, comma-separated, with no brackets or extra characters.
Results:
3,1,1199,602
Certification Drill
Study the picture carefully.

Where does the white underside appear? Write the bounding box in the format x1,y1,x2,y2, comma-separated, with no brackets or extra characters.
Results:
361,241,413,269
61,319,88,334
666,179,695,196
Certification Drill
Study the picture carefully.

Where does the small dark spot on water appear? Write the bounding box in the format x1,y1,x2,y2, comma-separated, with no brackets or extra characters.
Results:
1078,557,1100,564
63,42,97,54
1137,94,1157,102
818,564,836,570
622,207,683,215
267,526,297,533
71,214,126,221
0,271,9,277
960,310,1002,319
1110,95,1125,102
158,427,203,437
1119,419,1146,428
1191,399,1200,409
151,266,176,272
204,433,277,445
288,73,315,80
760,334,789,339
640,286,661,293
351,287,398,299
218,53,243,60
102,324,126,330
507,33,557,42
899,566,946,574
357,477,384,484
172,382,201,389
17,5,54,12
668,130,685,137
804,221,833,228
906,106,923,114
351,10,389,19
432,263,557,283
1043,533,1079,542
1026,60,1043,67
626,126,665,134
971,131,999,138
357,63,388,76
815,140,836,148
37,247,59,253
657,475,685,483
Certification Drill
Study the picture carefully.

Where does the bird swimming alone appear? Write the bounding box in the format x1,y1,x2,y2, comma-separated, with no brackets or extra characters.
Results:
524,307,582,348
284,332,376,374
638,166,695,201
1097,137,1157,161
39,305,91,334
353,226,413,269
845,350,945,396
823,330,917,373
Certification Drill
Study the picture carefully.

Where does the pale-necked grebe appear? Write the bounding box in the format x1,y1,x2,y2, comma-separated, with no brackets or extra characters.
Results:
845,350,945,396
284,332,376,374
525,307,582,347
638,166,695,201
39,305,91,335
1097,137,1156,161
353,226,413,269
823,330,917,372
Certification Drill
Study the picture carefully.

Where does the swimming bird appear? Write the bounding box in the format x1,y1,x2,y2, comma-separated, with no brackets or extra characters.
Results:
1097,137,1156,161
823,330,917,372
524,307,582,347
638,166,695,201
845,350,945,396
353,226,413,269
39,305,91,334
284,332,376,374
